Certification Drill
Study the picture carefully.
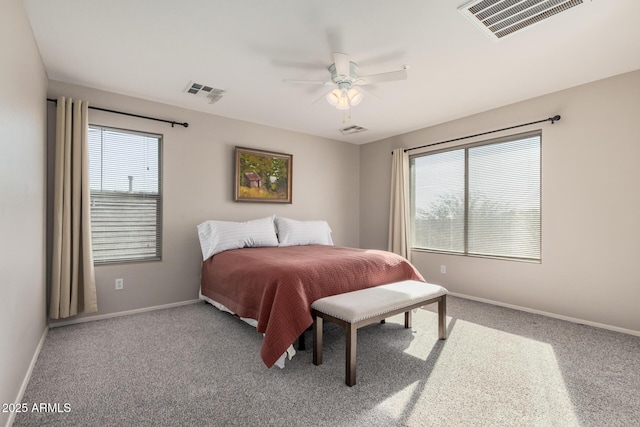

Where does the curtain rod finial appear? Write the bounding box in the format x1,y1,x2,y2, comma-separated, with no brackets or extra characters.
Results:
551,115,561,124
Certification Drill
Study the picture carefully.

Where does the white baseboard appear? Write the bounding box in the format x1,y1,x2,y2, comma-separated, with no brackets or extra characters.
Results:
6,326,48,427
449,292,640,337
48,299,201,329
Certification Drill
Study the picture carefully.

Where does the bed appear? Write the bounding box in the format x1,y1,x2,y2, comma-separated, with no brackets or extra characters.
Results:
199,244,424,368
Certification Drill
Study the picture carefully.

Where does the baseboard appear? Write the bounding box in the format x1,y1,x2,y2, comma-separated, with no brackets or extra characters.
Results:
449,292,640,337
6,326,48,427
48,299,201,329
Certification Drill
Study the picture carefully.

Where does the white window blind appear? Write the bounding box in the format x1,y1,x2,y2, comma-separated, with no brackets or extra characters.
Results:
88,126,162,264
411,131,541,261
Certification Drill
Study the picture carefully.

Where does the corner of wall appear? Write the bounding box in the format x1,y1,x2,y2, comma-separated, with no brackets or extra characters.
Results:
0,1,49,426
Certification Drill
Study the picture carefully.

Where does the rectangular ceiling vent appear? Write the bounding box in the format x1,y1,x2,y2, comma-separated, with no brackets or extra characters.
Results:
184,81,226,104
459,0,584,40
339,125,368,135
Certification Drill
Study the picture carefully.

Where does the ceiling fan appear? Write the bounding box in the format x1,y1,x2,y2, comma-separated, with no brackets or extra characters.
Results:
284,52,408,111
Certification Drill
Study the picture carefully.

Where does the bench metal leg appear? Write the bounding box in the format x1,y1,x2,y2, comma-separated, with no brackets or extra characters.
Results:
438,296,447,340
313,315,323,365
346,323,357,386
404,310,412,328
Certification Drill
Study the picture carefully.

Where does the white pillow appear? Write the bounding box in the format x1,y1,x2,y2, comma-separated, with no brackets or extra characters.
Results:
197,216,278,260
275,217,334,247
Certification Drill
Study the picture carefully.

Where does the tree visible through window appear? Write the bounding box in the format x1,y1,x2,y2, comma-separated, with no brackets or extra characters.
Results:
88,126,162,263
410,131,541,261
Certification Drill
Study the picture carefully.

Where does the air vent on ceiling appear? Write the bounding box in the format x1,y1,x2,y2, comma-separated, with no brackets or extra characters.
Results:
459,0,584,40
184,81,226,104
339,125,368,135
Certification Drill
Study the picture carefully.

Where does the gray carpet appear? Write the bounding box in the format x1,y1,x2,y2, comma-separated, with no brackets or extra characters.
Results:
14,296,640,426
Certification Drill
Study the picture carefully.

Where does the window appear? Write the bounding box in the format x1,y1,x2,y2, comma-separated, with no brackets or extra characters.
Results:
88,125,162,264
410,131,541,261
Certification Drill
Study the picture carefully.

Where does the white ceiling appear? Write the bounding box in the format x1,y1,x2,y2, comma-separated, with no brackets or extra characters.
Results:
23,0,640,144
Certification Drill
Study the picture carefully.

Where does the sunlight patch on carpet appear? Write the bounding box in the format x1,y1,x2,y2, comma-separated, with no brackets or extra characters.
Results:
378,319,581,426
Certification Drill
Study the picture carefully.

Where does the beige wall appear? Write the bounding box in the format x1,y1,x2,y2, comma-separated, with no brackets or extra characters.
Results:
360,69,640,333
47,80,360,320
0,1,48,425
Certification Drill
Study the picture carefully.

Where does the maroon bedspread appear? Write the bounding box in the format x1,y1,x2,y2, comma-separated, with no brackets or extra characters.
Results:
200,245,424,368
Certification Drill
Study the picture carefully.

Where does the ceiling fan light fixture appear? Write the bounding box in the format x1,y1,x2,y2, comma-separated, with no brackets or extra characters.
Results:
325,88,363,110
348,88,363,106
325,89,341,107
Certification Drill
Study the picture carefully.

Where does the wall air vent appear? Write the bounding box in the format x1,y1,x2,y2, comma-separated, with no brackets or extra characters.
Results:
459,0,584,40
339,125,368,135
184,81,226,104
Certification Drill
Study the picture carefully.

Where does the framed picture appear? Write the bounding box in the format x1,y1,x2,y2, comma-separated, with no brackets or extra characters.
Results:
234,146,293,203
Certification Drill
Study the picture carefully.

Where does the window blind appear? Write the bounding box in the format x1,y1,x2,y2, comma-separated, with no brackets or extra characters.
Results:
411,131,541,261
88,126,162,263
411,150,465,252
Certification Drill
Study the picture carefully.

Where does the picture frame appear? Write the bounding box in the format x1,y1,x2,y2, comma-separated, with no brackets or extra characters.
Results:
234,146,293,203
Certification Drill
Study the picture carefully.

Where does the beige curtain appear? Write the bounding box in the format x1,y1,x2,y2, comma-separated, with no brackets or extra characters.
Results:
50,96,98,319
388,148,411,261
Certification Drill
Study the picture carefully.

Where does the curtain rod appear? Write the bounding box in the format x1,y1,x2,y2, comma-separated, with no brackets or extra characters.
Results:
46,98,189,128
394,114,560,154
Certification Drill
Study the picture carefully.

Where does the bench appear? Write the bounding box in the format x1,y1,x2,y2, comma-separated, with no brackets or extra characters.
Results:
311,280,448,386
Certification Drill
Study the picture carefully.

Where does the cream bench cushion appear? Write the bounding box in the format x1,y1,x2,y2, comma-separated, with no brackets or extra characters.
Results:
311,280,447,323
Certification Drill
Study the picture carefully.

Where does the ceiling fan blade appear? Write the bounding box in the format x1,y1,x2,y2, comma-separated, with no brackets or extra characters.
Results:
355,68,408,85
283,79,332,86
333,52,350,77
353,85,382,101
311,89,335,106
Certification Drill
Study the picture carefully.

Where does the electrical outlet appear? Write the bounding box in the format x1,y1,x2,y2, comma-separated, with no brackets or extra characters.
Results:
115,278,124,290
440,265,446,274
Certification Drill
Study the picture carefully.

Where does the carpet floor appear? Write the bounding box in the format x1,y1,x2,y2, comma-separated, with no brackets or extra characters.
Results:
14,296,640,426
